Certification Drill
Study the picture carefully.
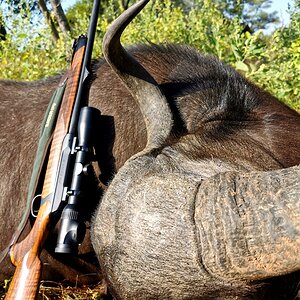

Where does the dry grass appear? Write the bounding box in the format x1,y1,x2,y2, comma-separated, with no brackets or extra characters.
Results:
1,280,108,300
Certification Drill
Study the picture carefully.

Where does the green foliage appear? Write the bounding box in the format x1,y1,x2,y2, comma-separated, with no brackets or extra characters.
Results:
0,0,299,110
0,0,39,16
214,0,279,31
245,4,300,110
0,3,72,79
0,27,72,79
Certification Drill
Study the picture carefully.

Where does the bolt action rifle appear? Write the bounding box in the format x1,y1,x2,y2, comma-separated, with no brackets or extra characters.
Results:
5,0,101,298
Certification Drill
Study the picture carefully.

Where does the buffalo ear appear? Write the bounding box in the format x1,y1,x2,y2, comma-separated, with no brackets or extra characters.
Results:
102,0,173,154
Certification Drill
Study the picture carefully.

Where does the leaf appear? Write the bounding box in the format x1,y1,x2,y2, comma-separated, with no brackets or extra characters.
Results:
18,33,27,39
3,279,11,290
235,61,249,72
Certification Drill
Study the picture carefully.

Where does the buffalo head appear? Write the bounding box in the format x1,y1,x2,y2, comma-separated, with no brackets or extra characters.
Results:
91,0,300,299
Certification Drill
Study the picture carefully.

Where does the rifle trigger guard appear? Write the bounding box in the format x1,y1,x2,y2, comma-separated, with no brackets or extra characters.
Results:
30,194,42,218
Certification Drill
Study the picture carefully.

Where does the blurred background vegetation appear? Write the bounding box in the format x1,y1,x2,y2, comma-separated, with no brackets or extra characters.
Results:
0,0,299,110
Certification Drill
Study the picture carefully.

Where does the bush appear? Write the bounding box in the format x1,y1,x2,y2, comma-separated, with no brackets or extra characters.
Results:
0,0,299,110
247,5,300,110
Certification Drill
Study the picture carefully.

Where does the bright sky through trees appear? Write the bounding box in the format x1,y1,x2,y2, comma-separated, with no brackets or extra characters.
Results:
62,0,292,27
269,0,292,25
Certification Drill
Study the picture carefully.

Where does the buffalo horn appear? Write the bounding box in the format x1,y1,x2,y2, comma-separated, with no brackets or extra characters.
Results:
196,164,300,280
102,0,173,153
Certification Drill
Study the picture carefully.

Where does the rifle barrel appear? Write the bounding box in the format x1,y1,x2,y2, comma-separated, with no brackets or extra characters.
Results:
69,0,100,134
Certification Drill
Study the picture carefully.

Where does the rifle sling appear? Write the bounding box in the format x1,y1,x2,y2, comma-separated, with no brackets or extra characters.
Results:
0,72,68,264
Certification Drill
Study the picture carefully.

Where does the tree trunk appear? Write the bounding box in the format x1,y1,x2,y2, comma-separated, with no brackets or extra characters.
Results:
49,0,71,35
38,0,59,42
0,12,6,41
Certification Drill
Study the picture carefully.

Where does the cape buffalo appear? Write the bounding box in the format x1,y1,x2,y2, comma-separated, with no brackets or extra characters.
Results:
91,0,300,299
0,0,299,299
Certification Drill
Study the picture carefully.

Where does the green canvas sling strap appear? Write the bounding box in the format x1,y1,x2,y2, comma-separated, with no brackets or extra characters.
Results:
0,73,68,264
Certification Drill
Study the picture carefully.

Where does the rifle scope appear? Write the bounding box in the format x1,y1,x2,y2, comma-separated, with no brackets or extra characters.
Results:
55,106,100,254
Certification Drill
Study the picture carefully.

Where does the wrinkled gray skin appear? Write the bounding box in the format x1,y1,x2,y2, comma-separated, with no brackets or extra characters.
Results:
91,0,300,299
0,0,299,298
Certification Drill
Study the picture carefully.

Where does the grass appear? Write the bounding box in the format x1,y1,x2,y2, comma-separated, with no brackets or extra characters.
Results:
0,280,108,300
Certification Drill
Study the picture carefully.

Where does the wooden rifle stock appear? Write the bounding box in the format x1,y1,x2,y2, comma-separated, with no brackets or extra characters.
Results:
5,41,86,300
